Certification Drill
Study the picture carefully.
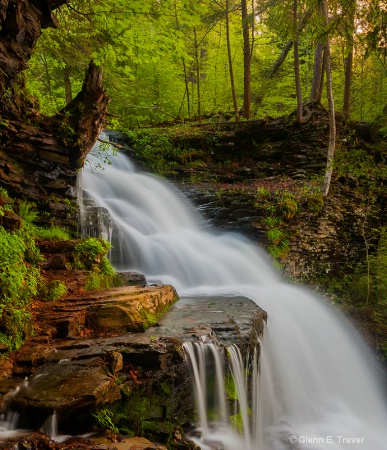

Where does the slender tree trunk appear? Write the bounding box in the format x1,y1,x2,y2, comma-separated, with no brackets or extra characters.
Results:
267,40,294,80
183,59,191,118
226,0,239,120
293,0,304,123
174,3,191,118
343,50,353,119
267,10,312,80
310,43,324,103
241,0,251,119
318,47,327,103
193,27,202,123
321,0,336,197
64,65,72,104
343,2,355,120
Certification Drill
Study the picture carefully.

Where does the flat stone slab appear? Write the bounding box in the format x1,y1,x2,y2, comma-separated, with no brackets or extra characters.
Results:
145,295,267,347
34,285,178,339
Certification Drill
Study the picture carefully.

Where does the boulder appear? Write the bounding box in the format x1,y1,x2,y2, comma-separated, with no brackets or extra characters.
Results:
117,271,147,286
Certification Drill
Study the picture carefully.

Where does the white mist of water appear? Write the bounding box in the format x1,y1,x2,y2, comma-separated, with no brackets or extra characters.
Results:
80,144,387,449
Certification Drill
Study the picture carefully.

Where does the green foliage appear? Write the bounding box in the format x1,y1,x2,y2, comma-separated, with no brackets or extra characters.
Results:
18,201,39,235
278,191,298,219
39,280,68,302
334,148,387,192
24,0,386,126
0,226,42,351
36,226,72,241
84,272,122,291
329,227,387,307
126,129,202,175
92,408,119,434
73,238,114,274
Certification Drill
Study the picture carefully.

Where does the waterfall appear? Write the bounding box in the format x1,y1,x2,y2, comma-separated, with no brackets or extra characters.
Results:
184,341,259,450
79,141,387,449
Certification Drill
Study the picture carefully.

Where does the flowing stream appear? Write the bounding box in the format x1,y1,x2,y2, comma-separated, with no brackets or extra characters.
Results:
79,142,387,449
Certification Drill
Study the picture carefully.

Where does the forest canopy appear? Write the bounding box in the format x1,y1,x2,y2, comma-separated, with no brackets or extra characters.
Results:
26,0,387,127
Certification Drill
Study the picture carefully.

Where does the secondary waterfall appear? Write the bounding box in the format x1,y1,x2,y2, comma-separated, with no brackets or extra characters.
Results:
80,142,387,449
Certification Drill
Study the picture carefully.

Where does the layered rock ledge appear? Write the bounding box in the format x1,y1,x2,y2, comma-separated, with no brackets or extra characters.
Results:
0,285,266,449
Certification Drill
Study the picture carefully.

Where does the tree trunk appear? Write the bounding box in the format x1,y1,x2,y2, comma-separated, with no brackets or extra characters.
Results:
226,0,239,121
318,47,327,103
343,2,355,120
64,65,73,104
193,27,202,123
267,9,312,80
321,0,336,197
343,50,353,119
0,1,109,170
0,1,109,231
310,43,324,103
0,0,67,118
293,0,304,123
183,59,191,118
241,0,251,119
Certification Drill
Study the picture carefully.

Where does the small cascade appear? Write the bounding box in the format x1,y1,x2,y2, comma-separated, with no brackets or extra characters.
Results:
0,379,30,440
41,411,58,438
41,411,70,443
184,341,260,450
0,411,20,438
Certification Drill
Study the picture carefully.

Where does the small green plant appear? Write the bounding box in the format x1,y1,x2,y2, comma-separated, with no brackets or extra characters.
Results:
37,226,71,241
39,280,68,301
73,238,114,274
279,191,298,219
256,187,270,199
92,408,119,433
18,201,39,234
0,226,42,351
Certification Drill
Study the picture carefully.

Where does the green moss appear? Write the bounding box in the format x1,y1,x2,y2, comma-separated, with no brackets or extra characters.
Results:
84,272,122,291
224,374,238,401
138,294,178,329
37,226,72,241
39,280,67,301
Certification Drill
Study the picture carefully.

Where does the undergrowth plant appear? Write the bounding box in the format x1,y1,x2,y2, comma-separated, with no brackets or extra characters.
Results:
92,408,119,433
39,280,68,302
126,129,202,175
0,200,73,350
255,184,325,261
73,237,121,290
0,226,42,350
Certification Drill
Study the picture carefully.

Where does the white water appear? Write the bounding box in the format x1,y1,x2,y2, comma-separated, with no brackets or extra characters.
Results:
80,143,387,449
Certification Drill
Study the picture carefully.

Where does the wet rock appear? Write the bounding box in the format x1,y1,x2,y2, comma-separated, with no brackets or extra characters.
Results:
117,272,147,287
146,295,267,349
41,254,71,270
85,286,178,333
0,344,9,354
34,285,178,339
107,352,123,374
12,359,120,428
0,209,22,230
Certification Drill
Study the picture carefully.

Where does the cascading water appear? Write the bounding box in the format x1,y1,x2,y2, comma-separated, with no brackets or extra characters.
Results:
183,340,259,450
79,140,387,449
